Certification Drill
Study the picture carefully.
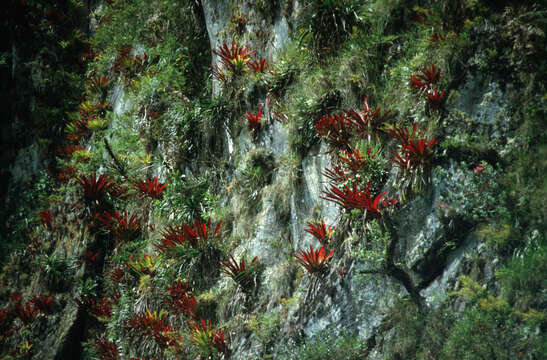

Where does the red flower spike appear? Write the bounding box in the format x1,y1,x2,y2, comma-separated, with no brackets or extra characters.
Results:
425,87,445,111
247,57,267,73
305,221,334,247
134,177,166,199
76,172,116,202
30,294,55,314
294,245,334,275
220,254,258,289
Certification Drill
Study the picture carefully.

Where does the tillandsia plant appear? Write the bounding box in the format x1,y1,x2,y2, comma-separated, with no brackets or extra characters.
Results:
14,302,38,325
74,295,113,321
95,337,119,360
125,310,180,349
305,220,334,247
190,319,227,357
247,57,267,73
213,41,254,74
39,210,53,228
156,218,222,253
294,245,334,276
409,64,442,93
134,176,166,199
425,87,445,112
343,97,391,142
321,180,397,220
122,254,157,277
389,123,438,195
220,254,259,291
30,294,55,314
166,280,198,319
98,211,143,244
87,75,111,94
76,172,117,203
245,106,263,139
314,113,354,151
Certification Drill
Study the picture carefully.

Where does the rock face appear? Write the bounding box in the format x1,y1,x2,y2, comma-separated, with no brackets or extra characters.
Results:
197,1,517,358
2,1,541,359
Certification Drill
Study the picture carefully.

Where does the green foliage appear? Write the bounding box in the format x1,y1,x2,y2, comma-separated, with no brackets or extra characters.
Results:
236,149,275,202
434,161,510,224
298,0,361,58
155,171,214,223
352,219,390,269
0,169,53,260
277,329,366,360
42,254,76,291
247,311,282,352
497,234,547,310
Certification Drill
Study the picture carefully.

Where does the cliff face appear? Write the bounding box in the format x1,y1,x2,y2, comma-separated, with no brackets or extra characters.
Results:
1,1,545,359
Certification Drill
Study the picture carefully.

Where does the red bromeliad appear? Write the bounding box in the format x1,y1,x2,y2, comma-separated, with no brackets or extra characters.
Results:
322,164,351,184
294,245,334,275
305,220,334,247
39,210,52,227
245,106,263,133
30,294,55,314
14,302,38,324
98,211,142,244
126,311,179,349
388,123,437,173
409,64,441,92
190,319,227,355
166,280,198,318
338,147,377,174
343,97,391,142
321,181,396,218
247,57,267,73
156,218,222,252
87,76,111,93
76,172,116,202
95,337,119,360
220,254,258,289
315,113,354,151
75,295,113,320
425,87,445,111
213,42,254,72
134,177,166,199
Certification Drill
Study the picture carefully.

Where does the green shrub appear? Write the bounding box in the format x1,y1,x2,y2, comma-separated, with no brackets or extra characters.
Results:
276,328,366,360
497,235,547,310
